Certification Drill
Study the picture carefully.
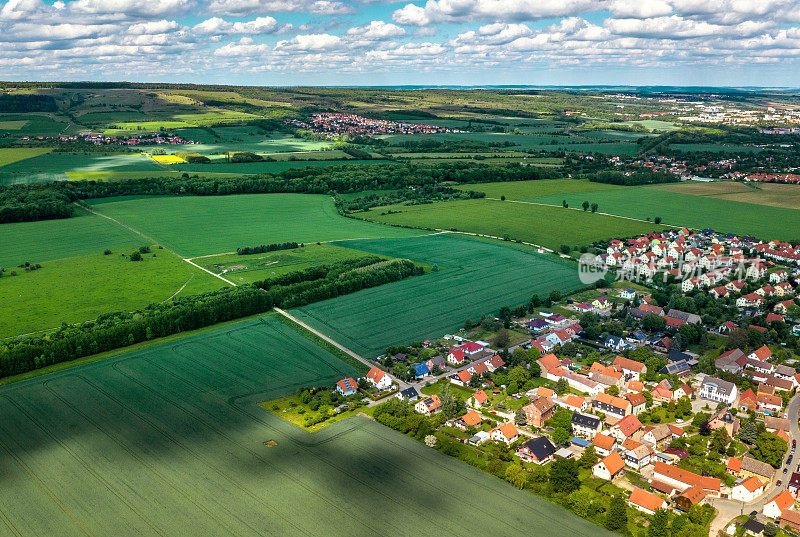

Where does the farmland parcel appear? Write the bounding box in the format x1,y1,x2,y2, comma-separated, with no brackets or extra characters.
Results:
354,198,662,250
532,187,800,240
86,194,421,258
292,233,583,357
0,316,612,537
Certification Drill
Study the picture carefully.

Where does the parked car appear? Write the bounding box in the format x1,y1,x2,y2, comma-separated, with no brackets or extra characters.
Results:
778,480,783,486
784,468,788,474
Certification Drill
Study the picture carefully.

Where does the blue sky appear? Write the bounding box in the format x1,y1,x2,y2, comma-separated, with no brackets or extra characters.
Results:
1,0,800,85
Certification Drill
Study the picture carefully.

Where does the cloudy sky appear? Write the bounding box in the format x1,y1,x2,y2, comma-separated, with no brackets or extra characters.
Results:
2,0,800,86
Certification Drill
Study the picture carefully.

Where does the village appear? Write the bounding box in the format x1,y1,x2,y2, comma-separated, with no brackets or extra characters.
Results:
283,112,461,137
301,225,800,537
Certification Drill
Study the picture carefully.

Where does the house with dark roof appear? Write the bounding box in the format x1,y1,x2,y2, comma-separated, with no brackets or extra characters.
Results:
571,412,602,439
516,436,556,464
396,386,419,401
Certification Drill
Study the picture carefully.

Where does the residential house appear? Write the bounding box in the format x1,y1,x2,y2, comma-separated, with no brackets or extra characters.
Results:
453,411,483,431
447,348,466,366
366,366,393,390
610,414,643,443
613,356,647,380
643,424,673,450
699,377,738,405
517,436,556,464
425,355,446,373
593,452,626,481
457,341,485,355
490,422,520,444
537,353,564,382
731,476,766,502
765,416,791,434
715,349,747,374
775,300,797,315
571,412,602,439
604,335,631,351
758,393,783,414
741,457,775,483
592,433,616,457
469,390,488,408
667,309,702,324
749,345,773,362
414,395,442,415
727,457,742,478
559,394,588,413
450,369,472,386
593,392,632,419
562,371,603,396
624,393,647,415
396,386,419,402
628,488,668,516
764,490,795,519
787,472,800,496
413,363,430,379
523,396,556,428
739,389,758,412
780,511,800,533
621,438,652,470
675,486,707,512
737,293,765,309
335,377,358,396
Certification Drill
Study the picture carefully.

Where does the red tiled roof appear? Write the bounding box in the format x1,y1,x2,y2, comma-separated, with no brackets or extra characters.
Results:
628,488,666,512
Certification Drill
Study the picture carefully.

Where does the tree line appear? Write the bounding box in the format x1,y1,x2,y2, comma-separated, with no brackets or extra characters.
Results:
236,242,299,255
0,256,425,379
584,170,677,186
0,161,559,223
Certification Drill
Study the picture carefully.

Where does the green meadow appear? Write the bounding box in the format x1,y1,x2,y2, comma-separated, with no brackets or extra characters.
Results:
455,178,625,200
0,206,141,266
85,194,421,258
0,250,223,338
195,243,389,285
354,198,662,250
532,187,800,240
293,233,583,357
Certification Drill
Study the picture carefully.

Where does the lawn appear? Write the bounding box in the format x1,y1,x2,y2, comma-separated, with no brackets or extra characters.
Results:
0,249,224,338
0,147,52,168
354,198,663,250
0,315,611,537
0,120,27,129
85,194,421,258
0,206,142,266
532,187,800,240
194,243,390,285
292,233,584,357
455,178,625,200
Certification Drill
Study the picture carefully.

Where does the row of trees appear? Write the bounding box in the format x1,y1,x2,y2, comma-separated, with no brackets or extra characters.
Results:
585,170,678,186
255,257,424,309
236,242,299,255
0,257,425,379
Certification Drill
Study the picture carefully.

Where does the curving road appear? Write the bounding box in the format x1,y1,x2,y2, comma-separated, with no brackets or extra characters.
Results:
706,393,800,536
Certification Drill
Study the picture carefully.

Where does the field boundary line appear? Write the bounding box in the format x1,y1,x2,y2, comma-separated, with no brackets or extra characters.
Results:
76,202,237,287
272,307,389,383
483,196,681,227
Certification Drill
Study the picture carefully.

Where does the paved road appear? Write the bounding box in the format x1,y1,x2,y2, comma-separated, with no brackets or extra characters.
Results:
706,393,800,536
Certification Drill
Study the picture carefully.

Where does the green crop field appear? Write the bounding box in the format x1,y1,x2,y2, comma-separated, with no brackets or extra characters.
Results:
86,194,421,258
455,178,625,199
195,243,389,285
0,316,611,537
0,147,52,168
292,234,584,357
167,159,388,174
0,250,224,338
0,120,27,129
532,187,800,240
0,206,142,266
0,152,162,174
354,198,661,250
0,113,65,136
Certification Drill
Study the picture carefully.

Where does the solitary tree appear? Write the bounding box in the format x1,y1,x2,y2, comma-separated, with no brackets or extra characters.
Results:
590,203,598,213
582,200,590,211
605,495,628,531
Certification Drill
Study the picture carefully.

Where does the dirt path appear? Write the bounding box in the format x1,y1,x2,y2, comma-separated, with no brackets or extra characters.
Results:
77,202,237,287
